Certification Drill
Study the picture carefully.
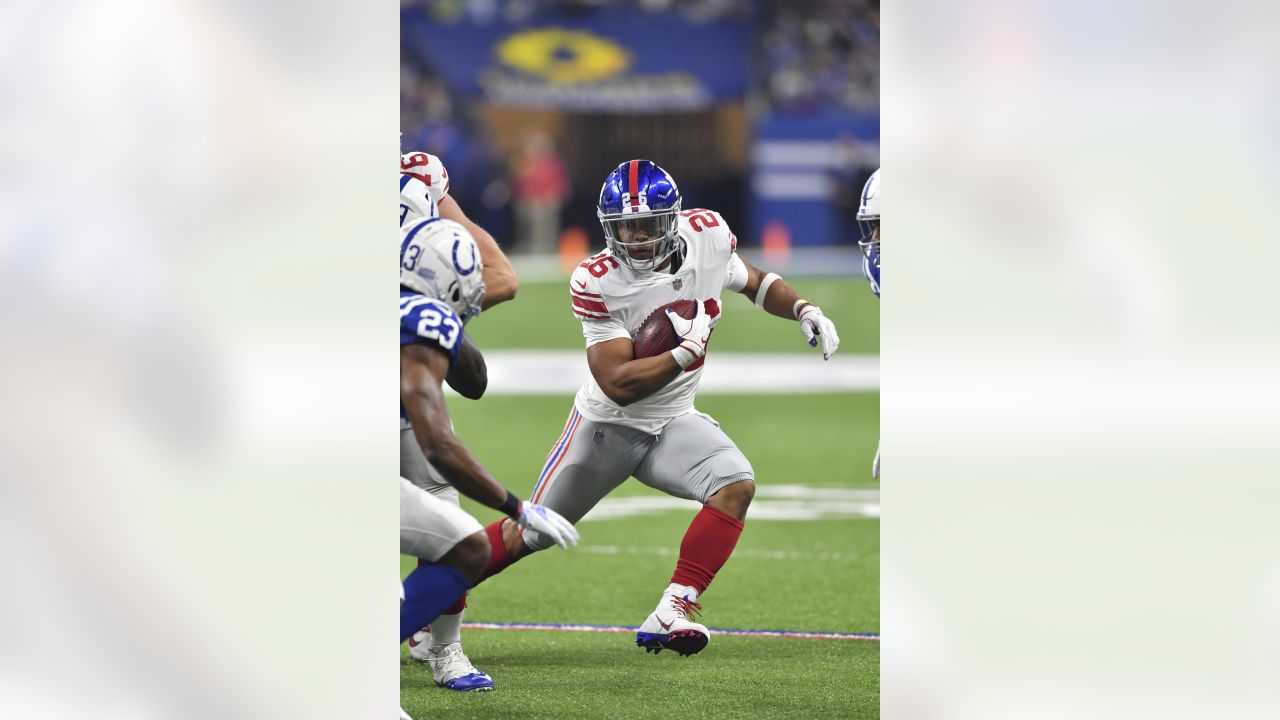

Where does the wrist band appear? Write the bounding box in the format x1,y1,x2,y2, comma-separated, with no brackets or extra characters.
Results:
756,272,780,310
671,343,697,369
500,491,522,519
793,299,814,319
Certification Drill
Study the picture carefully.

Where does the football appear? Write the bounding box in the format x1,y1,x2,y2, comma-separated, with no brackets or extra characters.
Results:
632,298,720,359
632,299,696,359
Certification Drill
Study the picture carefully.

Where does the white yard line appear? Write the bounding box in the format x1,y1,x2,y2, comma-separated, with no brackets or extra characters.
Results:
459,350,879,395
580,485,880,521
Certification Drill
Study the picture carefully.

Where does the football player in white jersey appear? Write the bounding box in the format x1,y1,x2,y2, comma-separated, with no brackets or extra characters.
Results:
401,150,518,308
858,169,880,478
471,159,842,656
398,218,578,705
399,150,521,689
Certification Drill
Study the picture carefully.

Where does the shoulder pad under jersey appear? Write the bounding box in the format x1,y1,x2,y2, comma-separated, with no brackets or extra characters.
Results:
569,258,614,321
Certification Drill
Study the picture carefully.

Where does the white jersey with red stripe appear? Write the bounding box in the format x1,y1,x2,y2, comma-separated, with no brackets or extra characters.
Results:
400,151,450,226
571,209,742,434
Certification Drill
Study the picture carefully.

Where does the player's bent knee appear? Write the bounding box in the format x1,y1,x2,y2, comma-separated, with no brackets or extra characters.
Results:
442,530,490,583
708,478,755,519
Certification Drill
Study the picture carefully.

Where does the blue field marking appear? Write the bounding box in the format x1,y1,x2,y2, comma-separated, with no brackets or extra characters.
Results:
461,621,879,641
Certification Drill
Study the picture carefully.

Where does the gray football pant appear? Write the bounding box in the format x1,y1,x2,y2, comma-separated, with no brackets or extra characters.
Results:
399,477,481,561
521,407,754,551
402,426,459,504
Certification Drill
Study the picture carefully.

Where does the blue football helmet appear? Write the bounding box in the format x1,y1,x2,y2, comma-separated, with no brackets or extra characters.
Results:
596,159,682,270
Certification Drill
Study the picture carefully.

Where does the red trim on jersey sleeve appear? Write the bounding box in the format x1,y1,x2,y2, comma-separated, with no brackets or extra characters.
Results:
571,295,609,314
569,269,610,319
573,308,610,320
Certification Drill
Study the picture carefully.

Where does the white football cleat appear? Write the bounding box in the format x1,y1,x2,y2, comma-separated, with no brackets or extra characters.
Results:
400,707,412,720
405,628,433,662
424,642,494,692
635,592,710,656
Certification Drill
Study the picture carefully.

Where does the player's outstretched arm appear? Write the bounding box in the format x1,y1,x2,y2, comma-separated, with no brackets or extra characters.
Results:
439,195,518,309
401,343,580,548
444,334,487,400
735,254,841,360
401,343,509,509
586,337,683,407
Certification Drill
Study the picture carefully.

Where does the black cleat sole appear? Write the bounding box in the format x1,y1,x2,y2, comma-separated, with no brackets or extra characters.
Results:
663,629,709,657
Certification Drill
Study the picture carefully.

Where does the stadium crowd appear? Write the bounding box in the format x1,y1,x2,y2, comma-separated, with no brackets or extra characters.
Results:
760,0,880,114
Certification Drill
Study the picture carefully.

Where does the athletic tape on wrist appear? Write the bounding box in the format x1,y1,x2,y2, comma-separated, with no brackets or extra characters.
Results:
501,491,522,519
756,273,780,310
671,344,696,369
793,299,814,320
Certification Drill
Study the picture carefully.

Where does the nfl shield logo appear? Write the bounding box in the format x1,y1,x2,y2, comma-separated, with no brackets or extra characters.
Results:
672,278,682,291
593,430,604,444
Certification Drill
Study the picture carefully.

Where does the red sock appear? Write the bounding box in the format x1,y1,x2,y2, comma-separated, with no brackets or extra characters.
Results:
670,506,745,594
479,518,519,581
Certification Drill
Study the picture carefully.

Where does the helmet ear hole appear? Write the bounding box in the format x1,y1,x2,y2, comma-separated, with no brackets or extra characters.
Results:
451,283,461,303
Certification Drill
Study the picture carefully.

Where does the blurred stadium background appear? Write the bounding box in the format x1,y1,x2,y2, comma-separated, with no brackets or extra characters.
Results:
402,0,879,268
402,1,879,717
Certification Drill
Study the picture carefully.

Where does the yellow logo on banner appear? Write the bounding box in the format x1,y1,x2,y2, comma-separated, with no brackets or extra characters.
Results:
495,28,631,84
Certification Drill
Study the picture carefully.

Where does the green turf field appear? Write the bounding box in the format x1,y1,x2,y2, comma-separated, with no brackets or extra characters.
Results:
403,278,879,719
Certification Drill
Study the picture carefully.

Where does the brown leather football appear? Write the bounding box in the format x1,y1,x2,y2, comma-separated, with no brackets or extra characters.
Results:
632,299,698,359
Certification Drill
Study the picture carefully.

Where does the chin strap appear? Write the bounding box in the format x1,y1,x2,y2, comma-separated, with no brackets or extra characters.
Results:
667,238,687,274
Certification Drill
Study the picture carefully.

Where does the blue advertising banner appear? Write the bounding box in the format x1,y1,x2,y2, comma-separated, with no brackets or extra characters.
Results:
751,109,880,247
403,8,750,112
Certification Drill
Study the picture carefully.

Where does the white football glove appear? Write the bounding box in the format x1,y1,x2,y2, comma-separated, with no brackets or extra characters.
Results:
516,502,580,549
798,304,840,360
668,301,713,369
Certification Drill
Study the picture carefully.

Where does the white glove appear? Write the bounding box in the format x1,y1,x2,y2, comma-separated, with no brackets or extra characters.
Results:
668,301,713,369
516,502,580,549
872,445,880,480
798,304,840,360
